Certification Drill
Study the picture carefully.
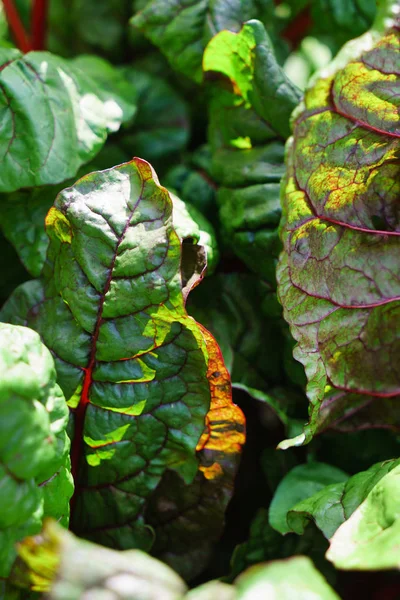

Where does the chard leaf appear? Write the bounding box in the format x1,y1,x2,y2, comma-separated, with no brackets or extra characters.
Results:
164,145,217,219
0,323,72,579
0,50,135,192
0,159,244,573
117,67,190,170
187,273,302,392
234,556,340,600
145,325,245,579
327,464,400,570
131,1,274,83
269,462,348,535
203,21,301,284
16,520,187,598
287,458,400,540
277,5,400,447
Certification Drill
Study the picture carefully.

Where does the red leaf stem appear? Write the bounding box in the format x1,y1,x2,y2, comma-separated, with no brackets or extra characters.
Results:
2,0,32,52
31,0,49,50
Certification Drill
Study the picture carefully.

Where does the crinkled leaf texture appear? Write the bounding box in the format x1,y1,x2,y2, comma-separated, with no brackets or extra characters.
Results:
327,464,400,570
277,9,400,448
203,20,301,285
0,48,135,192
0,323,72,579
131,0,273,83
0,158,244,578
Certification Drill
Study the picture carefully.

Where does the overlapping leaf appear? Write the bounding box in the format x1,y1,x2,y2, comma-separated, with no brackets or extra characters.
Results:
327,464,400,570
131,0,274,83
203,20,301,285
277,5,400,447
146,325,245,578
0,324,72,579
285,459,400,540
0,159,244,573
0,49,135,192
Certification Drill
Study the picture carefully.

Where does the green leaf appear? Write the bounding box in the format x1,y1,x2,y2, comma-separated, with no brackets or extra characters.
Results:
0,159,244,576
146,325,245,579
16,520,187,598
170,192,219,277
203,20,301,284
163,145,217,220
277,5,400,447
187,273,287,391
0,49,135,192
117,67,190,171
131,1,274,83
269,463,348,535
288,459,400,539
0,323,72,579
234,556,340,600
327,464,400,570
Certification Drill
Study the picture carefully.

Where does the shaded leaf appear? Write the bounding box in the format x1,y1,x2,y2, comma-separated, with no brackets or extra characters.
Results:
146,325,245,579
117,67,190,171
269,462,348,535
287,458,400,539
0,324,72,579
131,1,274,83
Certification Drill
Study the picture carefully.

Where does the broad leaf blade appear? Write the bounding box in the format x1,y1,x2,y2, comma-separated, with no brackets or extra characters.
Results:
327,464,400,570
146,325,245,578
0,324,72,579
269,462,348,535
16,520,187,598
203,20,301,284
131,1,274,83
0,50,135,192
0,159,244,570
234,556,340,600
277,7,400,447
287,458,400,539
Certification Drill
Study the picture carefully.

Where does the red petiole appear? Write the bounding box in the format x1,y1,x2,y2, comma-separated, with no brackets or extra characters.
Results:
2,0,49,52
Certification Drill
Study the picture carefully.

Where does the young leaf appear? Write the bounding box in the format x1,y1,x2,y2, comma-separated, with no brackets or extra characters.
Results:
0,323,72,579
203,20,301,284
0,159,244,571
269,462,348,535
131,1,274,83
0,49,135,192
277,3,400,447
327,464,400,570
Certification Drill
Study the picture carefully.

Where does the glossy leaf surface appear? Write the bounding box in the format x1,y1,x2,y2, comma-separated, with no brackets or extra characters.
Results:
131,1,273,83
277,9,400,447
0,159,244,570
0,324,72,579
203,20,301,284
0,49,135,192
